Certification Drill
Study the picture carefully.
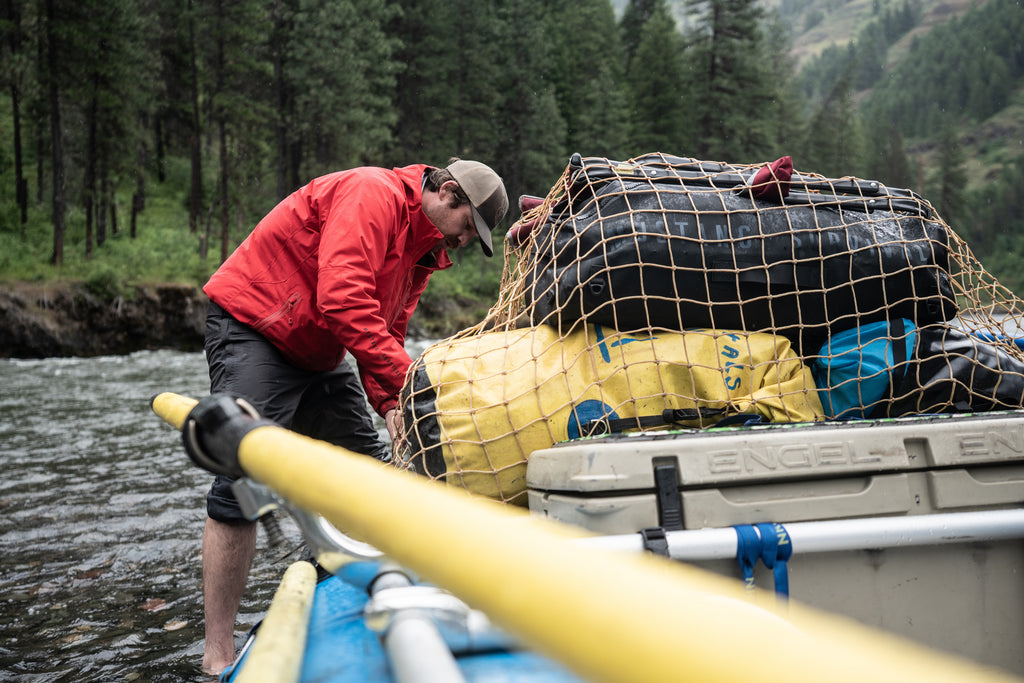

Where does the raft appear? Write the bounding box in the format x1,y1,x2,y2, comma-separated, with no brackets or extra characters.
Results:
151,392,1024,683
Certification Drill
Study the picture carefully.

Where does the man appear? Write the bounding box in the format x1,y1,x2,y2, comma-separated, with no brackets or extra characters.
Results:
199,158,508,674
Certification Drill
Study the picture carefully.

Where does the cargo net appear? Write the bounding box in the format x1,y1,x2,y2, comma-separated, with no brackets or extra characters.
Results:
396,152,1024,505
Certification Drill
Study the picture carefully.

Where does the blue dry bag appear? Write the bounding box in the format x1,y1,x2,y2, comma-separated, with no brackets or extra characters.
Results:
812,319,916,418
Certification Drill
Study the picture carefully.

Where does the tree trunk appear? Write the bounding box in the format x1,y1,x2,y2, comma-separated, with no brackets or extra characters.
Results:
289,134,301,191
107,174,118,237
4,0,28,227
272,0,287,199
187,0,202,234
131,142,146,239
35,127,44,205
35,12,45,206
97,150,109,247
10,83,28,228
45,0,66,267
154,114,165,183
84,87,98,259
219,117,230,262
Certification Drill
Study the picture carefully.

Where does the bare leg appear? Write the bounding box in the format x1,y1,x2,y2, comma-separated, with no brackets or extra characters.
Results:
201,517,257,675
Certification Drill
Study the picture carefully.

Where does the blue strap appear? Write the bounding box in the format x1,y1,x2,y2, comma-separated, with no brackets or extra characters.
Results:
734,525,760,590
756,523,793,599
972,332,1024,350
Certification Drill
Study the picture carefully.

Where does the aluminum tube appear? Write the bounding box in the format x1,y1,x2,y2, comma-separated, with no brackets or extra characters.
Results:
370,571,467,683
578,509,1024,560
386,612,468,683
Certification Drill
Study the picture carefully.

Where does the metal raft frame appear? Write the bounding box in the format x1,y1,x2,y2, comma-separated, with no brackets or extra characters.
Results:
580,508,1024,559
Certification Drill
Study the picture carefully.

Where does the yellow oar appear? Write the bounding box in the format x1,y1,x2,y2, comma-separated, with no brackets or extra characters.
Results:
153,392,1021,683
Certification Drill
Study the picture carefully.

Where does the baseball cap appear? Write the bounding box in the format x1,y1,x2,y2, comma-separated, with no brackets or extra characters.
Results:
447,160,508,258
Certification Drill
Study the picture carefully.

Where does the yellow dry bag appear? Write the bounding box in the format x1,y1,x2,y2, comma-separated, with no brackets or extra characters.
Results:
399,324,823,504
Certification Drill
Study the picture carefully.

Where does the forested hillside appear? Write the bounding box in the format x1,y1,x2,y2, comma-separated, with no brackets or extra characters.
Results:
2,0,1023,307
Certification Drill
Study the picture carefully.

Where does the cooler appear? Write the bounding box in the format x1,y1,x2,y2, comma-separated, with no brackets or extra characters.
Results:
527,411,1024,675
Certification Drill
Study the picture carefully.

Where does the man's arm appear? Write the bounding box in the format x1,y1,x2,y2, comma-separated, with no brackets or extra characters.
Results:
315,176,415,413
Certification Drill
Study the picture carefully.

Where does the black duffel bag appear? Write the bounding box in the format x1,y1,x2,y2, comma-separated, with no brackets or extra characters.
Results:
527,153,958,351
882,324,1024,416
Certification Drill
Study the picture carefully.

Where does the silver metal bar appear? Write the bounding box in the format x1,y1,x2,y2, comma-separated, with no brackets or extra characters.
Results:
385,612,468,683
577,509,1024,560
365,572,468,683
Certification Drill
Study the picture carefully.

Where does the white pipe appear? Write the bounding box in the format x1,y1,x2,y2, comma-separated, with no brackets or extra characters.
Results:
577,508,1024,560
368,571,468,683
386,613,468,683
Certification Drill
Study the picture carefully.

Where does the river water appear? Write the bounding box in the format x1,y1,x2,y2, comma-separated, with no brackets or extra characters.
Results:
0,347,421,682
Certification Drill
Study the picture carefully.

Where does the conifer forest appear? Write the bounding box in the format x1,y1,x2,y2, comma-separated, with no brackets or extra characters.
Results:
1,0,1024,293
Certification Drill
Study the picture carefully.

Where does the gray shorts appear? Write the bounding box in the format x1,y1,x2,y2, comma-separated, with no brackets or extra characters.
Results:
203,301,389,523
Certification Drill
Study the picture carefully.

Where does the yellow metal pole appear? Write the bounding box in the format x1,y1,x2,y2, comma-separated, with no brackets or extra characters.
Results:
152,393,1021,683
235,561,317,683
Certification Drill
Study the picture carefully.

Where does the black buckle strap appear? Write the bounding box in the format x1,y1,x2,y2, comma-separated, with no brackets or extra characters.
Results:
580,407,726,437
653,457,684,531
640,527,669,557
639,458,684,558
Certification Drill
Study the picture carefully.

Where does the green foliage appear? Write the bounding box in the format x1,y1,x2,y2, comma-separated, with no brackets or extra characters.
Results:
414,243,506,333
2,0,1024,321
283,0,402,175
546,0,631,159
800,76,865,177
864,122,913,189
0,159,215,287
491,0,569,199
389,0,503,167
962,151,1024,259
927,126,969,229
83,264,123,299
684,0,797,162
798,0,923,110
865,0,1024,140
625,0,689,151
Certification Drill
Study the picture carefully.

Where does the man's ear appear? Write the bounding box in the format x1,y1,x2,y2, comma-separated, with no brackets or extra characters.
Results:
440,180,461,208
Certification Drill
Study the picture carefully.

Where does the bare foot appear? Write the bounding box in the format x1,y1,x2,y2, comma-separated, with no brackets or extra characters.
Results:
201,656,231,678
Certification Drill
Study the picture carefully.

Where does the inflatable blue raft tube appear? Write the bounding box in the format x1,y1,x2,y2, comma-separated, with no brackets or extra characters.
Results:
222,569,584,683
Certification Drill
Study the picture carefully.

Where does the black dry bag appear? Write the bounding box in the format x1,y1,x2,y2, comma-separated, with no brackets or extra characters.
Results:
527,154,958,351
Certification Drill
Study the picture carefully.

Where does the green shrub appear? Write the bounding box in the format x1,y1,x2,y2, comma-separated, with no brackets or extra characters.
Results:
84,264,123,299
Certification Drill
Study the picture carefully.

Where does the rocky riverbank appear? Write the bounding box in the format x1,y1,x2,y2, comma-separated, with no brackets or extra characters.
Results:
0,282,208,359
0,281,467,359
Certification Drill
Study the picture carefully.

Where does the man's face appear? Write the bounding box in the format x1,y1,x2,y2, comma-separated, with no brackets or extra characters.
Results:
433,182,477,252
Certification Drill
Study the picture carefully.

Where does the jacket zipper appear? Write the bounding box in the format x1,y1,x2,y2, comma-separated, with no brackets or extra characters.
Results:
253,292,301,333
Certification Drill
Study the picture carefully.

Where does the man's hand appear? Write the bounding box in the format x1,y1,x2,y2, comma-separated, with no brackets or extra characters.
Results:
384,408,403,442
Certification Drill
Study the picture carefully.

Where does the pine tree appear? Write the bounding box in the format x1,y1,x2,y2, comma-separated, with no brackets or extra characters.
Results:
683,0,781,162
195,0,273,260
865,122,912,189
801,76,865,177
73,0,159,253
284,0,401,178
624,0,688,153
547,0,630,160
755,10,806,160
42,0,70,266
492,0,567,203
929,126,968,229
389,0,502,166
620,0,660,70
0,0,30,228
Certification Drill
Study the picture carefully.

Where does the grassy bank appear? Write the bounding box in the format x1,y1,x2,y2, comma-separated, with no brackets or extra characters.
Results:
0,155,503,337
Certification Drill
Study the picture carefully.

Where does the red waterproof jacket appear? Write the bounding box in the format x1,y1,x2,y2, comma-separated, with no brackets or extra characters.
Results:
203,165,451,416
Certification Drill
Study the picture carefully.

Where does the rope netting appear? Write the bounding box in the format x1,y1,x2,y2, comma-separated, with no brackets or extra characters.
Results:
396,152,1024,505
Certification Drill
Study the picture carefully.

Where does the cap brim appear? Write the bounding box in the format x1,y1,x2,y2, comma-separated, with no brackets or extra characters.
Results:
471,204,494,257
